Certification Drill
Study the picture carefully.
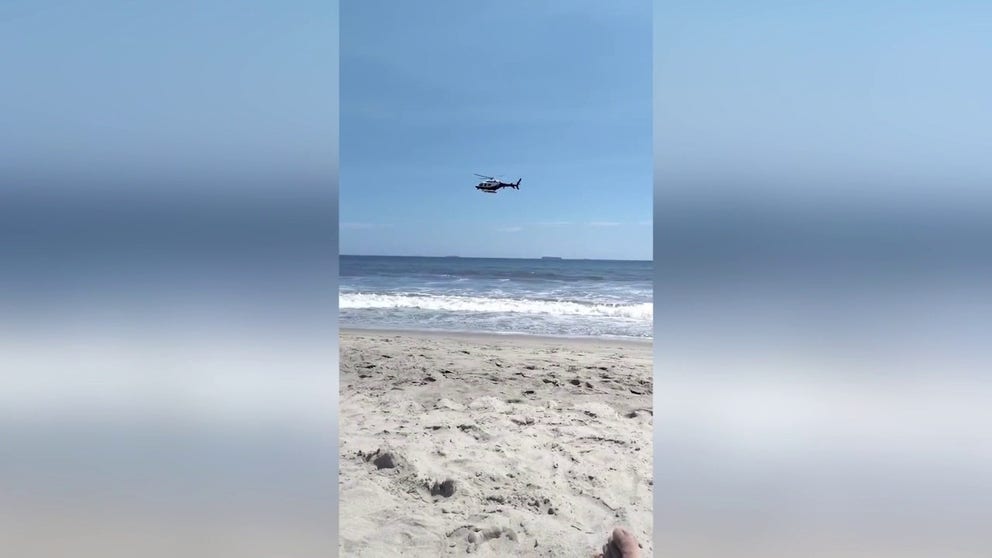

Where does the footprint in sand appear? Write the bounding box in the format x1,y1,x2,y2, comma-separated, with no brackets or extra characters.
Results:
427,478,457,498
449,525,518,554
358,448,405,472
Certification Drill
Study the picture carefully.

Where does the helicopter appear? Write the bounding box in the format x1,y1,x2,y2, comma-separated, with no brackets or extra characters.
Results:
474,174,521,193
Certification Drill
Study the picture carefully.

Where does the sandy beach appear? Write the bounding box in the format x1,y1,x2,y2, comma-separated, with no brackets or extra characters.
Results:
339,329,653,557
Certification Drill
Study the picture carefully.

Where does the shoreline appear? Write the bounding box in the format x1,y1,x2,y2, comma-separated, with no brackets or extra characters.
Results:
339,326,653,348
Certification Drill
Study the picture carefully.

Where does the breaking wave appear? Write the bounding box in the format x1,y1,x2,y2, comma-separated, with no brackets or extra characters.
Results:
339,293,653,320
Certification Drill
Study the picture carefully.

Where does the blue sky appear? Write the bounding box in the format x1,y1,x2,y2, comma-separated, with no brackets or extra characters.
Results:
340,1,652,260
653,0,992,283
655,0,992,205
0,0,335,190
1,0,338,315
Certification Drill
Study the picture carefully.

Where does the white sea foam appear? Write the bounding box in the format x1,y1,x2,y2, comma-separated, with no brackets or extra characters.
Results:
339,292,653,320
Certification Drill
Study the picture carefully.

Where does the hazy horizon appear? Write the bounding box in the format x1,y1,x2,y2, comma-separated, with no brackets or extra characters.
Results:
340,253,652,262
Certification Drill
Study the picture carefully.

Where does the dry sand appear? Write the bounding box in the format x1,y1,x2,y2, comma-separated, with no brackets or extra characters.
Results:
339,329,653,557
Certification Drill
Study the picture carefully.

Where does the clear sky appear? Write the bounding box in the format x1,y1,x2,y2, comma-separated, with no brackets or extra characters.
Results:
0,0,336,191
1,0,338,314
653,0,992,274
655,0,992,205
340,1,652,260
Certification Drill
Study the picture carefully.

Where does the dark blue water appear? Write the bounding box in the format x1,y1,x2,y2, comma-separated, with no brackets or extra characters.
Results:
340,256,653,338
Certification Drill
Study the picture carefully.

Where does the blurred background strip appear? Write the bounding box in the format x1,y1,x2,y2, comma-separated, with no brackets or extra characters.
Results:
0,1,340,556
654,1,992,556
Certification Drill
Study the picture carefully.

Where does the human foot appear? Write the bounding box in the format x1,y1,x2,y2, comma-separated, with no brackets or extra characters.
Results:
594,526,641,558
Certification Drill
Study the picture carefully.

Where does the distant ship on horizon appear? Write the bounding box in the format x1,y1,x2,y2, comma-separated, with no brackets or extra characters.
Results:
540,256,563,260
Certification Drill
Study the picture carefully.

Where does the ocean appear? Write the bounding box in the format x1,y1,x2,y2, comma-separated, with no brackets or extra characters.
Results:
339,256,653,339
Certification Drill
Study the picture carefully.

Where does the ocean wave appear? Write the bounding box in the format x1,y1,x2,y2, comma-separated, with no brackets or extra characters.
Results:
341,269,624,282
339,293,653,320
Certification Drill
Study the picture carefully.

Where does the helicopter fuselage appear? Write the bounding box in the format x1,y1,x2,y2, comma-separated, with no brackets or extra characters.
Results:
474,177,520,193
